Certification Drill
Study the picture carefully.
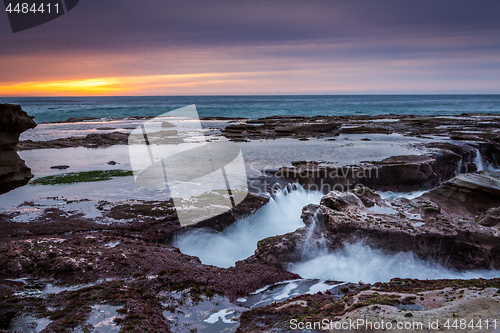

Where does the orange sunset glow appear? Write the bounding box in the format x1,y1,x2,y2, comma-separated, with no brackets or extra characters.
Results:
1,1,499,96
0,78,124,96
0,72,254,96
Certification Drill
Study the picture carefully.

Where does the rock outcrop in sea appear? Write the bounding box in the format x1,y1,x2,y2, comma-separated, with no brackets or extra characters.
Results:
0,104,36,195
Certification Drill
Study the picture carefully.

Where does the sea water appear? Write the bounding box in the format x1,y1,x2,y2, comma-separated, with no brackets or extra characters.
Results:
2,95,500,123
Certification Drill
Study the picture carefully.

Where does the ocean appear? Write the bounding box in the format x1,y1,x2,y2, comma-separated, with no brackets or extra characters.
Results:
1,95,500,123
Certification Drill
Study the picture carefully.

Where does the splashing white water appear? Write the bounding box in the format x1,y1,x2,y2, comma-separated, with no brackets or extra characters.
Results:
455,148,500,175
174,185,324,268
456,158,463,175
176,187,500,282
472,148,500,172
289,242,500,284
290,202,500,282
473,148,486,171
299,208,330,261
487,164,500,171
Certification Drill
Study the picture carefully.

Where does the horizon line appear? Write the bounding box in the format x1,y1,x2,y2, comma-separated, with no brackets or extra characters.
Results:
2,93,500,98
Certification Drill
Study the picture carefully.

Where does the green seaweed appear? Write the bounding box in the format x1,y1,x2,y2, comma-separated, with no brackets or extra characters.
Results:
31,170,134,185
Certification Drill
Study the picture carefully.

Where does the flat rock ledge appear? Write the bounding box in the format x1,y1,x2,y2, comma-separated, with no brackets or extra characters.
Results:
221,114,500,143
277,142,500,192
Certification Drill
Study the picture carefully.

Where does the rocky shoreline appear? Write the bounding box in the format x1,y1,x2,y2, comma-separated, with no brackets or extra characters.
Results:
1,104,500,332
255,171,500,271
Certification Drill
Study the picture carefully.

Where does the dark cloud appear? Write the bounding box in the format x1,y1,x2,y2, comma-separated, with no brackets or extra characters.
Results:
1,0,499,94
1,0,499,55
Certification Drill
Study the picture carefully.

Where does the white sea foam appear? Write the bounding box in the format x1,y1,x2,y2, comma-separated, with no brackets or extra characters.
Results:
238,278,345,308
272,282,299,300
177,187,500,282
289,242,500,284
174,185,323,268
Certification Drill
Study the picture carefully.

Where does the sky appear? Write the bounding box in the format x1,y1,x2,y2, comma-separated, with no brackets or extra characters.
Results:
1,0,500,96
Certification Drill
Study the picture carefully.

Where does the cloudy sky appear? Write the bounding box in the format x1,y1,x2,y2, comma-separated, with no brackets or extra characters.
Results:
1,0,499,96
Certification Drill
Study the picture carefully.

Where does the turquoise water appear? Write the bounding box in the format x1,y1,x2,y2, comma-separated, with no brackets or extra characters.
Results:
1,95,500,123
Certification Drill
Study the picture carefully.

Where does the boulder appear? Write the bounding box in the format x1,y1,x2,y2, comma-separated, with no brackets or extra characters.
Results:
0,104,36,195
351,184,384,207
320,190,364,211
256,182,500,271
422,171,500,219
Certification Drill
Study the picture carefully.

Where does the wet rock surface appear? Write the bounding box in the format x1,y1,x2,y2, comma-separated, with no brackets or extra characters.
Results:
276,142,496,193
478,207,500,227
0,193,291,332
248,173,500,331
1,193,268,243
3,112,500,332
222,116,341,141
186,194,269,232
18,132,130,150
256,173,500,271
0,104,37,195
0,235,298,332
221,114,500,144
237,278,500,332
422,170,500,219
